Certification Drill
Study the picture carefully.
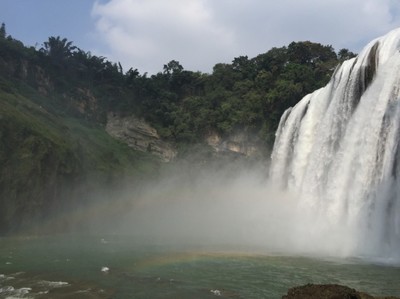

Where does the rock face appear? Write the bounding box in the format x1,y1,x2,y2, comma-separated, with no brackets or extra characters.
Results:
205,130,264,157
106,115,267,162
282,284,399,299
106,113,177,162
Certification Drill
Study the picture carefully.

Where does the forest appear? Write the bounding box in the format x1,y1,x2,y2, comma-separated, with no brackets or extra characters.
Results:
1,22,356,147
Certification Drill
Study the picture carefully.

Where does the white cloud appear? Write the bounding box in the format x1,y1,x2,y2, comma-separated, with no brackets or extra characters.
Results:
91,0,400,74
91,0,236,74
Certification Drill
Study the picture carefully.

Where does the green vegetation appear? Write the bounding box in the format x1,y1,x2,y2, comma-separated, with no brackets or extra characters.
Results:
0,25,161,233
0,22,356,233
0,23,356,146
0,80,159,233
113,43,355,145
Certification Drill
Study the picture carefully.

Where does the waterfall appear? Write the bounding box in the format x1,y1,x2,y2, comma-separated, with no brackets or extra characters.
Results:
270,28,400,260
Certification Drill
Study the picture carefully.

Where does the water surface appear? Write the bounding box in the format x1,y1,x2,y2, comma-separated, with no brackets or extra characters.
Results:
1,234,399,298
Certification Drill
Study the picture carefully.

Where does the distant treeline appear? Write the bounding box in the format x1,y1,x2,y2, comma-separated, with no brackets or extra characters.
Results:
0,22,356,147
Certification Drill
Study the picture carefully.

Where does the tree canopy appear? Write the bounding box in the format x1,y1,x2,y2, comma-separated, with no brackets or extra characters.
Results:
0,29,357,149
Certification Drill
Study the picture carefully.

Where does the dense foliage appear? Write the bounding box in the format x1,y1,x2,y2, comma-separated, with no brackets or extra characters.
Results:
116,42,355,146
1,22,356,147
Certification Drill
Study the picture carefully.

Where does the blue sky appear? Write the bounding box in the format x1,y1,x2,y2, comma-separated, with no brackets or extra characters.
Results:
1,0,400,74
0,0,97,51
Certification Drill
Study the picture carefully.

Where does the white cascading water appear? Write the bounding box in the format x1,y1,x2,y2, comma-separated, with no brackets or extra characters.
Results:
270,28,400,260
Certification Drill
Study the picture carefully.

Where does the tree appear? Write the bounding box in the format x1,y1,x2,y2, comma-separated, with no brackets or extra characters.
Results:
163,60,183,76
253,46,288,75
287,41,336,65
41,36,77,63
338,48,357,61
0,23,6,39
232,55,256,79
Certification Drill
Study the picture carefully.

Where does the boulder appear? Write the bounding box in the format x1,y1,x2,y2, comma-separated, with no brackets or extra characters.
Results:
282,284,399,299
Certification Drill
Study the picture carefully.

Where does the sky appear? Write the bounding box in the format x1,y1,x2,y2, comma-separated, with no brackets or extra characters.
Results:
1,0,400,74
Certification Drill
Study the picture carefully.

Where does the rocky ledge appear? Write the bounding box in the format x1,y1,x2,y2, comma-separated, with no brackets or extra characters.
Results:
204,130,265,158
282,284,399,299
106,113,177,162
106,113,268,162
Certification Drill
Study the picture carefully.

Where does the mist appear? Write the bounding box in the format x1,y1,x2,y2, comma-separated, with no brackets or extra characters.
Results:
22,154,388,261
84,159,359,259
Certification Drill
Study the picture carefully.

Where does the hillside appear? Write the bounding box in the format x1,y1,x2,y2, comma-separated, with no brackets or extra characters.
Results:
0,32,160,233
0,23,355,233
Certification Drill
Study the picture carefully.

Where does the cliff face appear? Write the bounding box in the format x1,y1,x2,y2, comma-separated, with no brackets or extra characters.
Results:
205,130,264,158
105,114,268,161
0,90,80,233
106,113,177,162
0,55,52,93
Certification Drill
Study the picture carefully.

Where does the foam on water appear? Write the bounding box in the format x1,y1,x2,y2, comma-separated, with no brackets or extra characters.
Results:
0,273,70,299
37,280,69,288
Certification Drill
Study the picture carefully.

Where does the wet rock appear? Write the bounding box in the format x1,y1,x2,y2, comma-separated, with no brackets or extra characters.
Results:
281,284,400,299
